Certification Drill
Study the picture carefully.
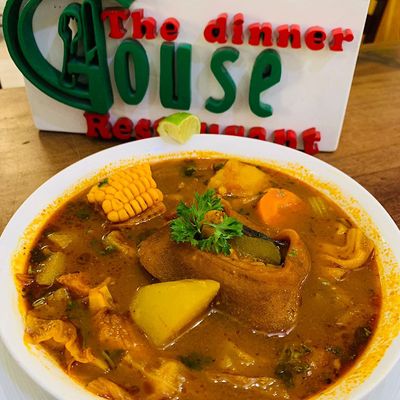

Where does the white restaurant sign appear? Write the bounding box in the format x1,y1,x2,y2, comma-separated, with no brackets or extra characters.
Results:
3,0,370,153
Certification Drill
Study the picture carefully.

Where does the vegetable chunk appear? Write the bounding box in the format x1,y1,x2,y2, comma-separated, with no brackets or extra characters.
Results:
35,252,66,286
130,279,220,347
47,231,75,249
257,188,306,227
87,163,163,223
208,160,269,197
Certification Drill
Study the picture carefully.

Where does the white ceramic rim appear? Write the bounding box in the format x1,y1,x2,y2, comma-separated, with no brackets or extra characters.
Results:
0,135,399,400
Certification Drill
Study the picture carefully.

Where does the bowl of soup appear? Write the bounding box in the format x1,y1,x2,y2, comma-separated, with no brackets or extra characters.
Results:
0,135,400,400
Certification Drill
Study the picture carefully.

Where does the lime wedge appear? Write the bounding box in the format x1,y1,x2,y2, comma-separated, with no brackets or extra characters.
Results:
157,113,201,144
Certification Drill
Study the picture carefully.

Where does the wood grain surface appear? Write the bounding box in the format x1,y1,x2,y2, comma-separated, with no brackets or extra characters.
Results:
317,43,400,227
0,43,399,233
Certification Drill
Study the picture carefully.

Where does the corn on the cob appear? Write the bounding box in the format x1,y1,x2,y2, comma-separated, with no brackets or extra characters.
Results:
87,163,163,223
112,202,167,229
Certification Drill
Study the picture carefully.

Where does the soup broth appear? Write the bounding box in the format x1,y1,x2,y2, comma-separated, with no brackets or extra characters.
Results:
19,158,381,400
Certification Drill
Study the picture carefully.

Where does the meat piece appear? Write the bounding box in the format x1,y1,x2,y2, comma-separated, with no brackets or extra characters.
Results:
122,355,187,399
57,272,92,297
87,377,137,400
26,313,95,365
92,310,155,362
138,212,310,335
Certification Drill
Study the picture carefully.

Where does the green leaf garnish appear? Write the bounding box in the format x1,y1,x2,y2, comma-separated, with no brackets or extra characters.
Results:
98,178,109,187
178,352,214,370
170,189,243,256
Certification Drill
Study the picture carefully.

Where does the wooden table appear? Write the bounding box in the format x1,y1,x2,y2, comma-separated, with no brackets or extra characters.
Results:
0,43,399,399
1,43,399,233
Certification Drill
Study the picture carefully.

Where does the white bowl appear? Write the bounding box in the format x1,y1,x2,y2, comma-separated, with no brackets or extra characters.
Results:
1,136,400,400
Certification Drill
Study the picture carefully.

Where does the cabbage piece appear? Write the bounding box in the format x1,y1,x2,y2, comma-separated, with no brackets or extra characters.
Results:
31,288,70,320
87,377,136,400
123,354,186,399
205,372,290,399
57,272,92,297
26,313,97,365
103,231,136,258
318,228,374,270
219,340,256,373
89,278,114,314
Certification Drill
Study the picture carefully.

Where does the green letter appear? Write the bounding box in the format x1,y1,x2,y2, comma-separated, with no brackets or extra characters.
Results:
160,42,192,110
114,40,149,105
249,49,282,118
3,0,113,114
205,47,239,114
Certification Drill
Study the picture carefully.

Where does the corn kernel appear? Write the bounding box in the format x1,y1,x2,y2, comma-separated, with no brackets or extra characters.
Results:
118,209,129,221
149,177,157,188
109,180,124,191
111,199,123,211
130,199,142,214
120,171,133,183
102,200,112,214
108,211,119,223
123,187,134,200
105,186,117,195
124,203,135,217
141,177,151,190
95,191,106,202
136,196,147,210
87,163,164,223
135,180,146,194
115,191,129,203
127,171,139,181
87,192,96,203
142,192,154,207
129,183,140,197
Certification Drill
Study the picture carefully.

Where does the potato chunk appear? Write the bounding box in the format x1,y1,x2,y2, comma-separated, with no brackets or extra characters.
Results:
47,231,75,249
130,279,220,347
208,160,269,197
36,252,66,286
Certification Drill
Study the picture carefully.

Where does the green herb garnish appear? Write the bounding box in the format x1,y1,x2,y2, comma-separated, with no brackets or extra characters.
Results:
30,246,48,264
288,248,298,257
170,189,243,256
102,245,117,255
66,300,91,348
212,162,225,172
75,204,92,220
102,349,126,370
178,352,214,371
275,344,311,388
98,178,109,187
183,165,196,177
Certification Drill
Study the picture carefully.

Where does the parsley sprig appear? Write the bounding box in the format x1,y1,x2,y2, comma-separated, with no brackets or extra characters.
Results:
170,190,243,255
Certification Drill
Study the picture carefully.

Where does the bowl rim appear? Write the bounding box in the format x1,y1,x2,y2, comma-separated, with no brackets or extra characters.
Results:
0,135,399,400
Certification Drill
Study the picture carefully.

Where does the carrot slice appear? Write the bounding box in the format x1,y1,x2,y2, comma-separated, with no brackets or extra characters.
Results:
257,188,305,227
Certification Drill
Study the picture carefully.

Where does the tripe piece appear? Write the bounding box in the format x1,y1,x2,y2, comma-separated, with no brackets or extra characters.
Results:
139,207,311,335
